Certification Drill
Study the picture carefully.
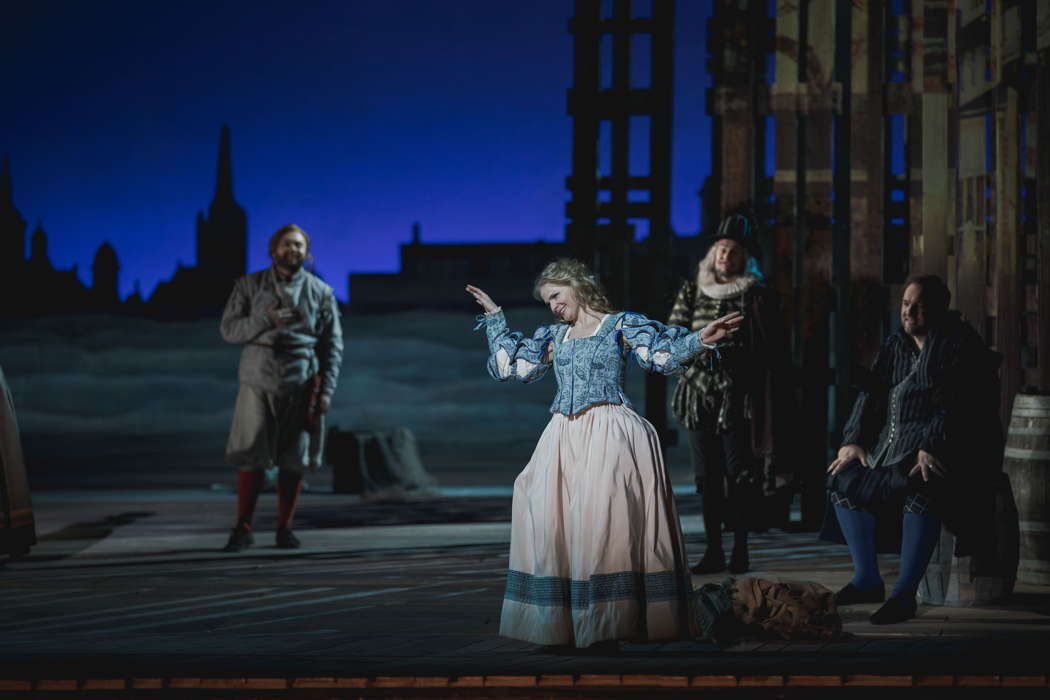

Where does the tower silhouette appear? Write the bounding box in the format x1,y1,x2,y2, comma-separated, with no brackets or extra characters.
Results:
91,241,120,309
195,125,247,306
0,155,27,291
28,222,49,270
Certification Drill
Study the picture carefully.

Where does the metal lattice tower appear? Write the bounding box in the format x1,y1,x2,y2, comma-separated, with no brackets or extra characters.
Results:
566,0,674,307
565,0,675,438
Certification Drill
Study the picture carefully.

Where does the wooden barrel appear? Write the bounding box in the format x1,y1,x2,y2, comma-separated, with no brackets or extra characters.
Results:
1003,393,1050,585
918,527,955,606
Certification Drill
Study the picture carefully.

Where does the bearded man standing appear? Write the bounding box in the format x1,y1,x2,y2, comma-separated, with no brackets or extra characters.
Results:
668,213,786,575
219,224,343,552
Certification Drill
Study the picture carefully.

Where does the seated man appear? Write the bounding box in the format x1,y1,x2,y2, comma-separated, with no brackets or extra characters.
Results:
822,274,999,624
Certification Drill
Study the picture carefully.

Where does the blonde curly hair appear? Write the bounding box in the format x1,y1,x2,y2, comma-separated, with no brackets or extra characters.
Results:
532,258,614,318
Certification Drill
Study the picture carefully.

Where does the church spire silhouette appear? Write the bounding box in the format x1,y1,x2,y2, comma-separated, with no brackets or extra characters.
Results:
1,155,28,284
1,154,13,206
1,155,26,227
194,125,247,310
29,221,50,267
92,241,120,308
213,124,235,202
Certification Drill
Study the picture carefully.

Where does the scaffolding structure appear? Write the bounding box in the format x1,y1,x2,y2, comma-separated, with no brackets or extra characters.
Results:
566,0,676,442
703,0,1046,524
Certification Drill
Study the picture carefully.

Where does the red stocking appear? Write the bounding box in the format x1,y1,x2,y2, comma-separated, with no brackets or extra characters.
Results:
276,470,303,530
236,469,266,528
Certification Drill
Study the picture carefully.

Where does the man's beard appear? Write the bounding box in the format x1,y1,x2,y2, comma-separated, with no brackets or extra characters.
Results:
276,253,305,270
902,318,926,336
715,264,742,281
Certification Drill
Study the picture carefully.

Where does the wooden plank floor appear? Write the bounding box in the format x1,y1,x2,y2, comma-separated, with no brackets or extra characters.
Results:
1,489,1048,687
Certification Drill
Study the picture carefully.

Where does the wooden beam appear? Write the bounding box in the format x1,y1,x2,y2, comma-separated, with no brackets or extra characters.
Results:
914,0,952,281
848,0,887,369
717,87,755,211
710,1,760,213
995,85,1021,422
955,114,990,332
772,0,801,361
798,0,837,525
773,0,800,98
908,1,924,277
1041,0,1050,52
849,1,883,285
641,0,675,443
945,0,959,304
1038,49,1050,390
920,93,951,281
566,0,602,260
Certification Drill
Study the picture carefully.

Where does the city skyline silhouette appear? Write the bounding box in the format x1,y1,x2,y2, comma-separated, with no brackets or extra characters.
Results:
3,1,714,303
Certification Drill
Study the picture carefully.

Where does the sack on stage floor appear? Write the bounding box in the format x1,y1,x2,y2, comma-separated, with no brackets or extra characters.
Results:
693,577,842,646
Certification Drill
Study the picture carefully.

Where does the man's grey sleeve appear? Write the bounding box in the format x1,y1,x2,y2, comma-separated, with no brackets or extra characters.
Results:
317,290,344,397
220,278,273,344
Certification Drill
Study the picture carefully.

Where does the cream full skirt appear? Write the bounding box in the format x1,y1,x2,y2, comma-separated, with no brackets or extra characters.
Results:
499,403,693,647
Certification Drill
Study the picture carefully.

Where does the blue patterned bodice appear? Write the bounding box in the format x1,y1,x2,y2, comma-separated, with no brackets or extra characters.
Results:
478,309,709,417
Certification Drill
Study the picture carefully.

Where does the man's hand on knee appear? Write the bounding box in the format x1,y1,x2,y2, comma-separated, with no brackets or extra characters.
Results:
828,444,868,476
908,449,946,482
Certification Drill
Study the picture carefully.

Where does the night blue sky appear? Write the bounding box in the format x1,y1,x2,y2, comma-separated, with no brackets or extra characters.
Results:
4,1,712,301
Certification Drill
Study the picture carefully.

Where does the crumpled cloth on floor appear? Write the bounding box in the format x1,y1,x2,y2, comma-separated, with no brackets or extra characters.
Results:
693,577,842,646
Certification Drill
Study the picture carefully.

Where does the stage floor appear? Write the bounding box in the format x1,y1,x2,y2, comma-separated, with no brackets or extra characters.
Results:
1,488,1048,694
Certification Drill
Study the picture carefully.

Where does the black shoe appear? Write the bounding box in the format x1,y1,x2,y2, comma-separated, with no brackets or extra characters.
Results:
870,594,917,625
276,527,301,549
728,547,750,575
690,550,727,575
834,582,886,606
222,523,254,552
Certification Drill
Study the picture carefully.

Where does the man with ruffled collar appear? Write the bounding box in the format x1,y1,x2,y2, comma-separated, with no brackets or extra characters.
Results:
668,212,787,575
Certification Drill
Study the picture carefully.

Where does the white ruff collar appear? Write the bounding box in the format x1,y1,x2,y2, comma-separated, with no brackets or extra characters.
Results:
698,273,756,300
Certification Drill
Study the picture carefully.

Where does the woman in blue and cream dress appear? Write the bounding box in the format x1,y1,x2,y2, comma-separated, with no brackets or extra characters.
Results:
466,259,741,648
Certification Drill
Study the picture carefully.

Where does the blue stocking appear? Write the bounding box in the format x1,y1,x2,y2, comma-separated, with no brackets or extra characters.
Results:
834,504,882,590
892,512,941,598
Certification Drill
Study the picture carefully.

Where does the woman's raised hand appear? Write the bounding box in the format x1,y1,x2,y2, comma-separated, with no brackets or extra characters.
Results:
699,311,744,345
465,284,499,314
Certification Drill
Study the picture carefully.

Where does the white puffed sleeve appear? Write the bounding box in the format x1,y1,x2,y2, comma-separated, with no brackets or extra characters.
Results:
476,310,555,384
617,312,711,375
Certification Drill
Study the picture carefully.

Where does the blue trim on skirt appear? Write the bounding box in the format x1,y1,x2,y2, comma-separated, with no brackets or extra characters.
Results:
503,570,683,610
